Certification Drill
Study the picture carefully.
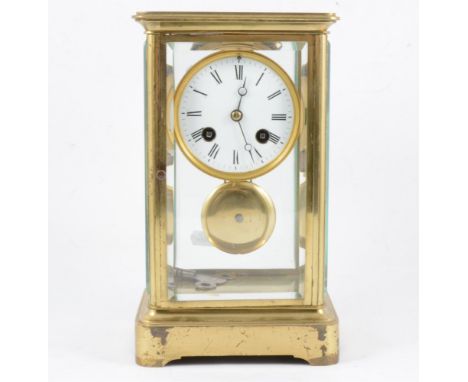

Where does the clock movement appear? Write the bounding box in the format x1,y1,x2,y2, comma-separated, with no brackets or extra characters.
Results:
133,12,339,366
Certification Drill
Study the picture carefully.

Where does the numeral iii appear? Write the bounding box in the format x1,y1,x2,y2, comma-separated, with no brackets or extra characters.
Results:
271,113,286,121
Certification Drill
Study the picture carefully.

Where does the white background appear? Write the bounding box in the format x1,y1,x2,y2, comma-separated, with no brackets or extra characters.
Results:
48,1,418,381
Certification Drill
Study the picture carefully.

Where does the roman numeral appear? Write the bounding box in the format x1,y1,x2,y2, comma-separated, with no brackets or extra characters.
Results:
271,113,286,121
235,64,243,80
190,128,203,142
210,69,222,84
187,111,202,117
269,132,280,144
192,88,207,96
233,150,239,165
267,90,281,100
208,143,220,159
255,69,266,86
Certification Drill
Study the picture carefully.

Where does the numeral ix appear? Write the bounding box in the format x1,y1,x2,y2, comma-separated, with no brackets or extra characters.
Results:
187,111,202,117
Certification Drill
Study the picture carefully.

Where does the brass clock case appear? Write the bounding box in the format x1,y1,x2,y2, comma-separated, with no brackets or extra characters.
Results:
201,181,276,254
134,11,339,367
174,50,301,181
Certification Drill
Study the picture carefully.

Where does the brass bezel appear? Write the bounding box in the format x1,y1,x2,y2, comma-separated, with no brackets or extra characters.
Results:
174,50,302,181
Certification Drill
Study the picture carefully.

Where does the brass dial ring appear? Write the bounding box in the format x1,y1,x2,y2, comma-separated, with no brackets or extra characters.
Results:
174,49,301,181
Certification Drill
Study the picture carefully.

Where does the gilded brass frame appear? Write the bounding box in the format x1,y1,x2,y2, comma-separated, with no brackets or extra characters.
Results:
134,12,338,366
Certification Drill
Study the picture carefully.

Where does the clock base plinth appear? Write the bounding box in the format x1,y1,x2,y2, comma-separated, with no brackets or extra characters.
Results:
135,291,339,367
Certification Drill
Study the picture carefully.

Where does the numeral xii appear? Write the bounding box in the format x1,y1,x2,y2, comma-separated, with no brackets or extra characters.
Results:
235,64,243,80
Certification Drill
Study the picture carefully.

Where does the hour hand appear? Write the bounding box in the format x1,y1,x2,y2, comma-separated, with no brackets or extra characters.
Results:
238,78,247,96
237,78,247,109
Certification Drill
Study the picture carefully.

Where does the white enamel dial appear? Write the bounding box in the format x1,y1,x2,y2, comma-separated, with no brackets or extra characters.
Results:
175,51,299,180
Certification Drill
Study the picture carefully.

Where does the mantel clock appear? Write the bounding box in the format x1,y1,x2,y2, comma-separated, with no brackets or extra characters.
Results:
133,12,339,366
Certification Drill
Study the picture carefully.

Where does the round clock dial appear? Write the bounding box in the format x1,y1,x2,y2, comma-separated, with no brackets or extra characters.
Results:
174,51,300,180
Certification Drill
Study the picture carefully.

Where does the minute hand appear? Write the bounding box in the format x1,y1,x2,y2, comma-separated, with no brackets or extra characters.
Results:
237,121,248,144
237,121,254,162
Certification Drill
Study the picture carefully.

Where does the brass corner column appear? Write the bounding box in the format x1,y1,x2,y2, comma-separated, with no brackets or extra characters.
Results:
307,32,330,307
144,33,168,308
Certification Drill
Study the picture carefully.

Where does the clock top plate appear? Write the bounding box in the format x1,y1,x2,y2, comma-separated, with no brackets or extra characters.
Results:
133,12,338,33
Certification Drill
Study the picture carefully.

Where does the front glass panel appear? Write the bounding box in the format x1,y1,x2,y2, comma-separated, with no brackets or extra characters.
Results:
165,40,308,303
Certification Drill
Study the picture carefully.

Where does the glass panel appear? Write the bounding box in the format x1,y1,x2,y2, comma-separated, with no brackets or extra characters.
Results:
165,41,308,302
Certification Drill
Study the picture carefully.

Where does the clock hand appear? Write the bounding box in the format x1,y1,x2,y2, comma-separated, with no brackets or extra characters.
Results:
237,77,247,110
247,148,254,162
237,121,255,162
237,121,248,144
230,79,246,123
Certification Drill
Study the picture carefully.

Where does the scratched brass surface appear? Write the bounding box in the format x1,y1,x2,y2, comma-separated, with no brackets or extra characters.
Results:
135,291,339,366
